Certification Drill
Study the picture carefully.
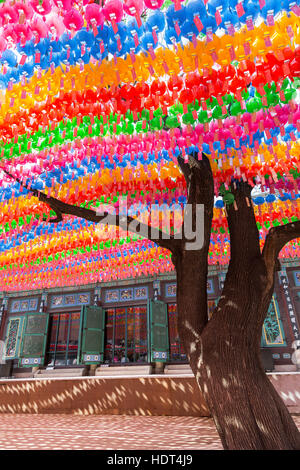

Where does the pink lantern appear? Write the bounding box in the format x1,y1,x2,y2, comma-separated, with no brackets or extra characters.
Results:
123,0,144,27
85,4,104,35
14,2,34,21
63,8,84,34
31,18,49,43
143,0,164,9
48,14,65,40
2,25,17,44
103,0,124,34
14,24,33,46
0,5,18,25
53,0,74,10
30,0,52,16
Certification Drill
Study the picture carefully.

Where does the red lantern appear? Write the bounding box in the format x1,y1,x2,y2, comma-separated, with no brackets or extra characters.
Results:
167,75,183,92
150,80,167,96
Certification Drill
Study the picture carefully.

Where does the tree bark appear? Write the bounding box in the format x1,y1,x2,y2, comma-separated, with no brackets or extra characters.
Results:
194,320,300,449
176,182,300,449
174,153,214,358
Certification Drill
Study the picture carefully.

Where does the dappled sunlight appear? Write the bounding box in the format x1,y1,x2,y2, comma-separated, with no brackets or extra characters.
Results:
0,412,297,450
225,300,238,310
224,416,244,431
184,320,201,340
222,378,229,389
227,374,242,388
265,374,300,413
0,376,209,417
0,414,225,450
256,421,269,435
206,366,212,379
0,373,298,450
280,390,300,404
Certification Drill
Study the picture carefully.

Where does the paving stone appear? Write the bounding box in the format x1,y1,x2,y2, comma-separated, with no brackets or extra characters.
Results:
0,414,298,450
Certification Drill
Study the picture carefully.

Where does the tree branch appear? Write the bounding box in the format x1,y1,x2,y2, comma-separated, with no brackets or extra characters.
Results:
225,181,261,268
262,221,300,279
44,210,63,224
2,168,179,253
175,150,214,345
177,154,191,186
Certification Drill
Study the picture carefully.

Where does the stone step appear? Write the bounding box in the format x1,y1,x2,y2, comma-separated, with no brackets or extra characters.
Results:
12,372,33,379
164,364,193,375
164,366,193,370
95,365,152,376
34,368,88,378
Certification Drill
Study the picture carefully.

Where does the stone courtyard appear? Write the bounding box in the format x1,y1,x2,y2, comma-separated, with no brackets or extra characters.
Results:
0,414,299,450
0,414,221,450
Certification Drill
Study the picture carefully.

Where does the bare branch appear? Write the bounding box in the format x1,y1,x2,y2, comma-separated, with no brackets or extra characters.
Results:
2,168,179,253
186,153,213,204
43,211,63,224
262,221,300,277
225,181,261,267
177,154,191,186
175,151,214,343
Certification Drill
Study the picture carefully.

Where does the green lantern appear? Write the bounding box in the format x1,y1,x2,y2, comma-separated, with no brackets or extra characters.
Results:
169,103,184,115
153,108,163,117
246,97,262,113
230,101,242,116
122,122,134,135
150,117,163,131
212,105,223,119
182,112,195,125
135,121,148,133
187,99,200,112
165,116,180,128
280,87,296,103
266,92,279,106
198,110,209,123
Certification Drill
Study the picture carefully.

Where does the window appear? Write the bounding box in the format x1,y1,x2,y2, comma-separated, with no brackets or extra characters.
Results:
104,306,148,364
46,312,81,366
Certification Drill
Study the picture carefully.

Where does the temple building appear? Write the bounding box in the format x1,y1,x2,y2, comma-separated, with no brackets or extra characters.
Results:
0,260,299,379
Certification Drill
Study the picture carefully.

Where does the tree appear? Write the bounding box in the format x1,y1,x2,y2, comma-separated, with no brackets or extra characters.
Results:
4,147,300,450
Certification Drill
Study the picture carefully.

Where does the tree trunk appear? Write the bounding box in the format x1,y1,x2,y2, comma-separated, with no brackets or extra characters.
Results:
177,258,300,449
196,292,300,450
175,180,300,450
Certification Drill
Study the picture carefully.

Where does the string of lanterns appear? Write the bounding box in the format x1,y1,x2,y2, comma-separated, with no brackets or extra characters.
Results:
0,0,299,291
